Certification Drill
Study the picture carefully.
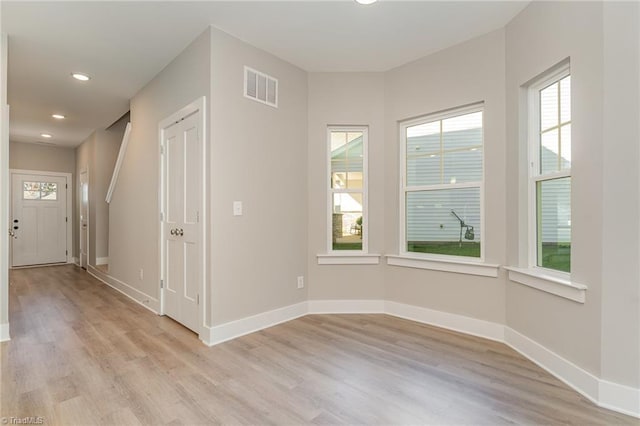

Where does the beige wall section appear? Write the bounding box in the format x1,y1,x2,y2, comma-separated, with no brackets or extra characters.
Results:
76,132,96,265
601,1,640,388
307,73,385,300
108,28,211,303
209,28,308,325
10,141,77,257
505,2,604,377
383,29,507,323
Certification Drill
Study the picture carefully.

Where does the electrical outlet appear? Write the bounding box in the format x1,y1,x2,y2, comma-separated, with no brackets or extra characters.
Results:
297,276,304,289
139,268,144,280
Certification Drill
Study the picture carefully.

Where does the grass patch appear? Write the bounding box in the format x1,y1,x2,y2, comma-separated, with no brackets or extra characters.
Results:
333,242,363,251
540,243,570,273
407,241,481,258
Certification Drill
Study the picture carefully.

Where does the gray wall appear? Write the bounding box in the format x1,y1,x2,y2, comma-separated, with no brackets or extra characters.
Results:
108,28,211,305
383,29,507,323
209,28,308,325
505,0,606,380
10,141,77,256
307,72,385,301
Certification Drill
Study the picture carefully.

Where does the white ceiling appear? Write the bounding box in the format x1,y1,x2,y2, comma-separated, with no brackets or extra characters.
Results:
1,1,528,147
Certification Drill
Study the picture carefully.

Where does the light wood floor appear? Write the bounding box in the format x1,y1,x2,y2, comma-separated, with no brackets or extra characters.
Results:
2,265,637,425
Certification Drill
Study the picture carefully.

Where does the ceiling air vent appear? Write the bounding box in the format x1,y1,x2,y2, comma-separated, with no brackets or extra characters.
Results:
244,66,278,108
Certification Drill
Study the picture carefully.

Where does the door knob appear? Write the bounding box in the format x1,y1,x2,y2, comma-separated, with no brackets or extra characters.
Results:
178,228,184,236
170,228,176,235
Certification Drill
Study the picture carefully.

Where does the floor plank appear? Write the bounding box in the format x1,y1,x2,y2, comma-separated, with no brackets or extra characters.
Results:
1,265,638,425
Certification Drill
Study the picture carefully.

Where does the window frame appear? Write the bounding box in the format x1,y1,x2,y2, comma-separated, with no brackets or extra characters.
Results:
527,64,571,277
327,126,369,254
399,103,485,262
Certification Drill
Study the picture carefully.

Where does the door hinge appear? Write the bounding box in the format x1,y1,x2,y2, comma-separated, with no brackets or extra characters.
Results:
160,212,164,221
160,145,164,155
66,184,68,189
160,279,164,289
66,217,68,223
197,294,200,305
66,250,68,255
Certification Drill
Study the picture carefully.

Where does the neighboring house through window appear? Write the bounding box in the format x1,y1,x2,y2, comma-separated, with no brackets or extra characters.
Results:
400,103,484,260
328,127,368,252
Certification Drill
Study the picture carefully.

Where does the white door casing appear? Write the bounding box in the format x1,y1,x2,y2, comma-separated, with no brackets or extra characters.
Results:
11,171,69,267
79,169,88,269
160,98,205,335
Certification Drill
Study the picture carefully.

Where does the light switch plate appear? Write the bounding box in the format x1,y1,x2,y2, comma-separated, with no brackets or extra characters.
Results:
233,201,243,216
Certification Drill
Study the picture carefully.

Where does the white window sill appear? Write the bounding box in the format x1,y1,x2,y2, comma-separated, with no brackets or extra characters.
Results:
386,255,499,277
504,266,586,303
317,254,381,265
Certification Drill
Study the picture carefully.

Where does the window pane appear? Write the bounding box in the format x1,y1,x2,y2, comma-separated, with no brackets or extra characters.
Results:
40,182,58,200
540,82,559,131
407,153,440,186
406,121,440,153
332,193,363,251
23,181,40,200
331,131,363,189
442,111,482,150
443,148,482,184
537,177,571,273
560,75,571,123
406,187,480,258
540,128,559,174
560,124,571,169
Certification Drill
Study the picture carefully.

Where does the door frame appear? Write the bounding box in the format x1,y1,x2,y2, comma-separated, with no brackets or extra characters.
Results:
78,167,89,269
9,169,73,266
158,96,207,339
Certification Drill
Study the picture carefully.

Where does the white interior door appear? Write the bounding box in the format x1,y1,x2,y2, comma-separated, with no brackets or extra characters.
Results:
11,173,67,267
79,170,88,269
162,112,201,333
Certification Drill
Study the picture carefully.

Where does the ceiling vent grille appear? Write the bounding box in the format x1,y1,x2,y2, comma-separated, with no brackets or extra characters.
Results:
244,66,278,108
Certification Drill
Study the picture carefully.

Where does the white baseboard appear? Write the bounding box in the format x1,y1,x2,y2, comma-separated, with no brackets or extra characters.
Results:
0,322,10,342
385,300,505,342
87,265,159,314
96,257,108,266
599,380,640,418
308,299,385,314
504,327,600,403
71,257,79,266
202,301,308,347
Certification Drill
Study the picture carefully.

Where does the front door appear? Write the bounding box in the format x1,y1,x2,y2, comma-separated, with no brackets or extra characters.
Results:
11,173,67,267
161,112,201,333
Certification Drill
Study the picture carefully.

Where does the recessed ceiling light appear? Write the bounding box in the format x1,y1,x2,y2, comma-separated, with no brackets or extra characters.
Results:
71,72,90,81
52,114,66,120
355,0,377,4
41,133,53,138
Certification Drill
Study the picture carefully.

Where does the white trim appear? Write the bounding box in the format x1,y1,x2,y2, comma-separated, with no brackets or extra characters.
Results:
202,301,307,346
316,253,380,265
71,257,79,265
599,380,640,418
96,257,108,266
87,265,159,314
399,102,486,263
505,266,586,303
0,322,9,342
158,96,207,340
386,254,499,277
105,122,131,204
385,300,505,342
504,326,600,404
327,126,369,254
9,169,73,264
308,299,385,314
79,167,89,269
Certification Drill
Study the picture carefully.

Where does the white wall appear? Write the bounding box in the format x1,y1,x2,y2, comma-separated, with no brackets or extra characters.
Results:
383,29,507,323
208,28,308,325
307,72,385,300
108,28,211,308
505,1,605,378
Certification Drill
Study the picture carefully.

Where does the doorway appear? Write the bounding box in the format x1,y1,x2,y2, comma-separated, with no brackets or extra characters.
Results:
159,97,206,335
79,169,88,269
10,170,71,267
